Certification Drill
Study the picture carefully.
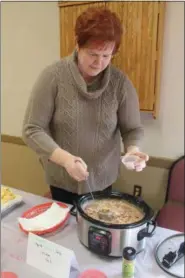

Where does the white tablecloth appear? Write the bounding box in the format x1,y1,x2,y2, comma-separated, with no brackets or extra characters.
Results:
1,186,182,278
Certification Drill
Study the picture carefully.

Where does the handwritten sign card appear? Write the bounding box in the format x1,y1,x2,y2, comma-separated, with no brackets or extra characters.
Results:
26,233,79,278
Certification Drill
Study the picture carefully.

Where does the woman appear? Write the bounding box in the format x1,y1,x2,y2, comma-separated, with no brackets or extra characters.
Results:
23,7,149,204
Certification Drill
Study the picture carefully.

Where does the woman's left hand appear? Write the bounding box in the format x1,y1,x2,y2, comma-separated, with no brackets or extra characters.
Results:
122,146,149,172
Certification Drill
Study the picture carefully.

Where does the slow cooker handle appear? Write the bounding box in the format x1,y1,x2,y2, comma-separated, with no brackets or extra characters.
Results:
137,220,157,241
70,203,77,217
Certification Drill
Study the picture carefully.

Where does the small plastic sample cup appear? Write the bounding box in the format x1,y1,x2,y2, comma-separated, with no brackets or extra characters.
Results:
121,155,140,170
1,273,18,278
78,269,107,278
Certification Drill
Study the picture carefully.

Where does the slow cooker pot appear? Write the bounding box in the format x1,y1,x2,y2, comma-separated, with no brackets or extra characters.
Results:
71,191,156,258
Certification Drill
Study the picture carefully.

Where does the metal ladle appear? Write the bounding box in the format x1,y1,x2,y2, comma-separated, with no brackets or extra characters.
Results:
98,208,115,221
76,161,115,221
87,172,116,221
75,160,94,200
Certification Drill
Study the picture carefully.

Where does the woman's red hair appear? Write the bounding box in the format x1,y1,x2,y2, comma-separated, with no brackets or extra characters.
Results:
75,7,123,54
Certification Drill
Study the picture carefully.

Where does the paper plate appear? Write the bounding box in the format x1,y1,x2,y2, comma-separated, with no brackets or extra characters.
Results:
1,186,23,215
19,202,70,235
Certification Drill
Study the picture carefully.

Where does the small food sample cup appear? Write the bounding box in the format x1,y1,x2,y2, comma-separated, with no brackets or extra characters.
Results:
121,155,140,170
78,269,107,278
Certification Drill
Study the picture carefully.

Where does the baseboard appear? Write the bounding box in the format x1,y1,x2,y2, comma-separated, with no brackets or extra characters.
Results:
1,134,174,169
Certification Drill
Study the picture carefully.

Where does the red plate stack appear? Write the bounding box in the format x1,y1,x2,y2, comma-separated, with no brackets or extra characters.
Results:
19,202,70,235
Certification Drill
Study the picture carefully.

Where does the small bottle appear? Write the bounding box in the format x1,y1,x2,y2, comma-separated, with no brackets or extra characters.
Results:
122,247,136,278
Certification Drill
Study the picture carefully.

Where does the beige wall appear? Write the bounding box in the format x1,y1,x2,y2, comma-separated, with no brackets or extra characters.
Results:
1,2,60,136
1,2,184,159
140,2,184,159
114,166,168,211
2,142,48,196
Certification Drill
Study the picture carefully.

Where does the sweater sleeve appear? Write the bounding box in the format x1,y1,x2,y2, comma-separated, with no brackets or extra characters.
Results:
117,75,144,151
22,65,60,159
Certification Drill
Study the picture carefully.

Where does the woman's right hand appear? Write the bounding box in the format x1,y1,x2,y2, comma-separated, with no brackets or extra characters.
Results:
64,156,89,182
49,148,89,182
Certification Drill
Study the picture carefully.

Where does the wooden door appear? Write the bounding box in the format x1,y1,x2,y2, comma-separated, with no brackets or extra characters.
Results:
59,1,165,114
105,1,164,111
59,1,105,57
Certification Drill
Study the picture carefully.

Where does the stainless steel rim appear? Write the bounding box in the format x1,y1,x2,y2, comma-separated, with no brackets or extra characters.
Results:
76,191,154,229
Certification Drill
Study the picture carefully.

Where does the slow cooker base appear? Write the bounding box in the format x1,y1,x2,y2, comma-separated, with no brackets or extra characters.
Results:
79,239,123,259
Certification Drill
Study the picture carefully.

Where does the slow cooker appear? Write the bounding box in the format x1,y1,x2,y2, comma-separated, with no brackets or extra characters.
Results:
70,191,156,257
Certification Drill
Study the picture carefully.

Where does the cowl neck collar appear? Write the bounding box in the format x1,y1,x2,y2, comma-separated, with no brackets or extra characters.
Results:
67,50,110,100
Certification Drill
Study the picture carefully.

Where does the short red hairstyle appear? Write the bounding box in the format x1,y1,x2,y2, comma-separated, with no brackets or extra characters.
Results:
75,7,123,54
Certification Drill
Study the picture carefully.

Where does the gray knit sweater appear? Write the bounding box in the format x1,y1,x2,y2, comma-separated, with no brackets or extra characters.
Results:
23,51,144,194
